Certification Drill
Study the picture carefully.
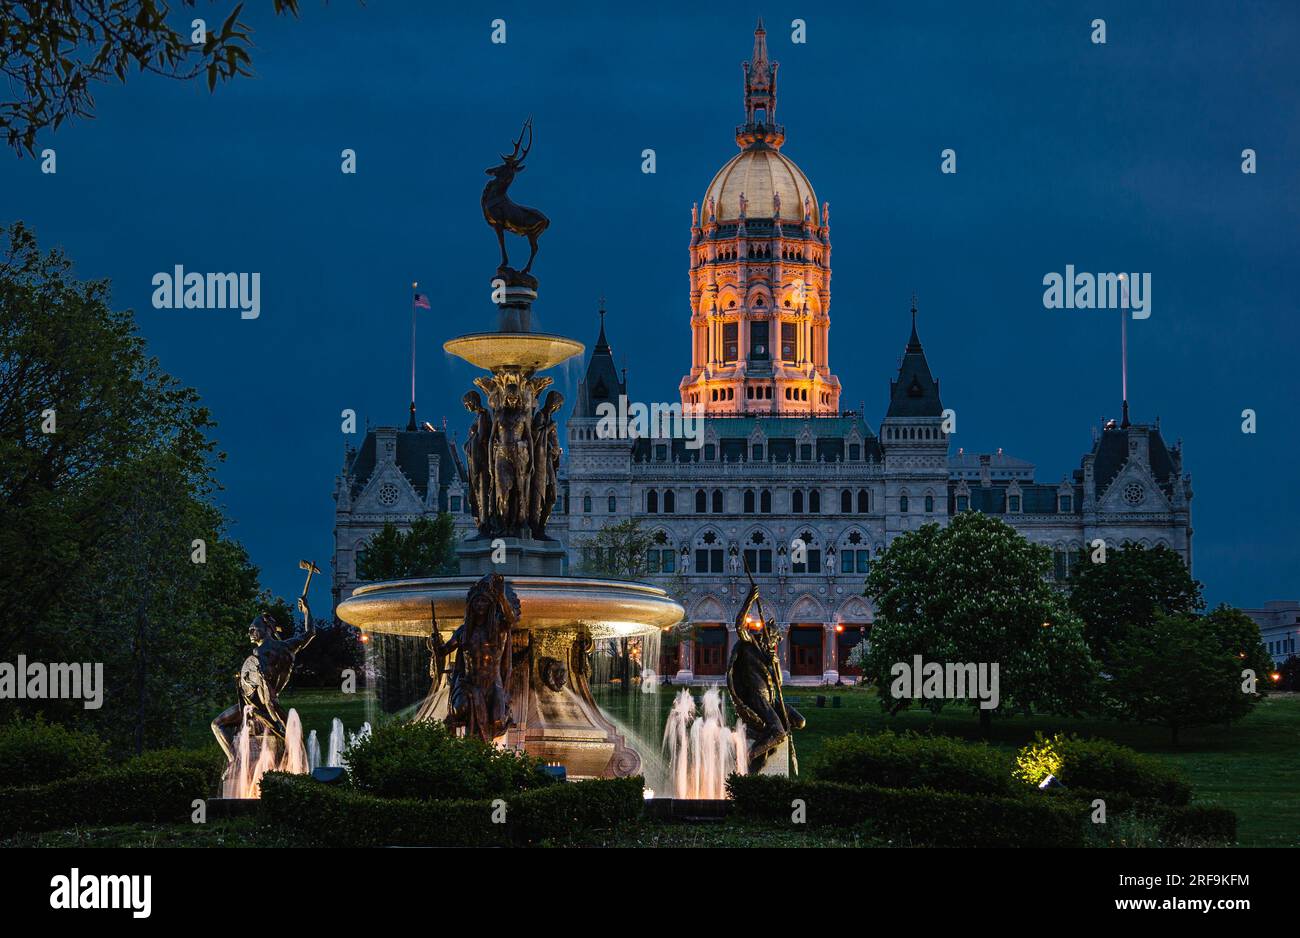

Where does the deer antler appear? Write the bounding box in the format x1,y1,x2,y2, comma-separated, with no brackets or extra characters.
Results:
518,117,534,162
501,118,532,163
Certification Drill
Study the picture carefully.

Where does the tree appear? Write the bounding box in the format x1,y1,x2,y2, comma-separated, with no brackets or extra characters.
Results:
1068,542,1204,669
0,0,303,156
862,512,1098,736
574,518,654,580
355,515,458,581
1107,607,1270,744
0,222,264,752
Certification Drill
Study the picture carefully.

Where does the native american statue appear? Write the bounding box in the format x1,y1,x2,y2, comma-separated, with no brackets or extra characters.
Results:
428,573,520,742
211,596,317,762
464,371,563,540
726,581,805,774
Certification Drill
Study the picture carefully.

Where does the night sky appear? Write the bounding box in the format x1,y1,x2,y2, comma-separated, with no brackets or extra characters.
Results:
4,1,1297,608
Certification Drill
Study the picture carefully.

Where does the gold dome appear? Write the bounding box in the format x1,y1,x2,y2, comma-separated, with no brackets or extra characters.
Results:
703,146,819,226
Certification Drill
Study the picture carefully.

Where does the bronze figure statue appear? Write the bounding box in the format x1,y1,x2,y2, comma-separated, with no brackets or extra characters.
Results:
482,118,549,286
483,374,532,530
726,576,805,775
463,389,493,530
464,372,563,540
211,593,317,762
529,389,563,537
428,573,520,742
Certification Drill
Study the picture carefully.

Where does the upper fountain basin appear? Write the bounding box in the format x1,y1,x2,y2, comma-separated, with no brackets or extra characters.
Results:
336,575,685,638
444,332,584,372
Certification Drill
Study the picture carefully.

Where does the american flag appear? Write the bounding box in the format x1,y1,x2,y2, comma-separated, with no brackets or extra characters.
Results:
413,293,431,309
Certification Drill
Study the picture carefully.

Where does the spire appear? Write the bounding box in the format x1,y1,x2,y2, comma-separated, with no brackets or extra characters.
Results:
738,19,782,149
907,292,921,351
887,298,943,419
752,17,769,71
575,299,623,418
596,295,609,351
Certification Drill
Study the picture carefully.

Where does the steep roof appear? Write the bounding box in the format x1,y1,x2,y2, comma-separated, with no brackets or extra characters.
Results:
1090,424,1178,497
346,427,462,506
886,302,944,419
573,306,625,418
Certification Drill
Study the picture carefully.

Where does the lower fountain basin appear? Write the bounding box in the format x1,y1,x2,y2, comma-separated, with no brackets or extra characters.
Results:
336,575,684,637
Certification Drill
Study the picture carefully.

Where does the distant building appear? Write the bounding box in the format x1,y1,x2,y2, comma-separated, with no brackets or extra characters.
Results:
1243,601,1300,665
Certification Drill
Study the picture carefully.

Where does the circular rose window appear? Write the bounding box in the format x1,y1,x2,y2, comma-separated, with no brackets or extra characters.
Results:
377,481,400,506
1122,482,1144,505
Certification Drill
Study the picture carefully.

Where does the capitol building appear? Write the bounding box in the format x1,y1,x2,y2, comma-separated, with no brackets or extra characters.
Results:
332,21,1194,685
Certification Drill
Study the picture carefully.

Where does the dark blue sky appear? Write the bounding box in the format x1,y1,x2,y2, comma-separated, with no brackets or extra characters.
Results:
5,1,1297,608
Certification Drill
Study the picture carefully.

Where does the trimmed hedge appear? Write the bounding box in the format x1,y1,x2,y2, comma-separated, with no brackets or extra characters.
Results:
1015,733,1190,806
815,731,1014,796
345,720,552,801
124,748,227,790
259,772,644,847
728,775,1084,847
0,715,109,787
0,766,208,836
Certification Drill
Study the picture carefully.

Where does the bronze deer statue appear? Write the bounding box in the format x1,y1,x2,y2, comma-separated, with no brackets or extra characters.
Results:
482,118,549,277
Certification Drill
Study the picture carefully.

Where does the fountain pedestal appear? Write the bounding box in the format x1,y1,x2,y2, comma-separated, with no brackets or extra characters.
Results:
457,533,568,577
758,739,791,776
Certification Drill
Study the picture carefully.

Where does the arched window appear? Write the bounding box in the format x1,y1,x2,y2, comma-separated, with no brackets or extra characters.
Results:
695,489,707,513
792,529,821,574
583,495,592,513
840,490,852,513
695,530,724,574
648,530,676,574
743,489,756,514
664,490,675,513
809,490,821,513
924,494,934,513
608,495,617,512
900,494,910,513
793,490,804,513
646,490,659,513
712,489,724,513
743,530,773,573
857,489,869,513
760,489,772,513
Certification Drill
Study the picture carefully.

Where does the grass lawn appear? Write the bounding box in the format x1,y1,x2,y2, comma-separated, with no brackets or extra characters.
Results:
597,685,1300,847
178,687,375,751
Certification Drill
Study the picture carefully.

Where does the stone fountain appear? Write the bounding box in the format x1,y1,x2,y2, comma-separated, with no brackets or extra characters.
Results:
336,120,683,779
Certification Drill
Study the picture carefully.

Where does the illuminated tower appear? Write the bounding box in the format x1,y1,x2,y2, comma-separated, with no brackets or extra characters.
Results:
681,18,841,415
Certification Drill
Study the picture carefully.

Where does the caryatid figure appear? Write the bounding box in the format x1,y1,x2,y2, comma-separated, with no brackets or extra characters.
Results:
463,390,493,530
529,390,563,537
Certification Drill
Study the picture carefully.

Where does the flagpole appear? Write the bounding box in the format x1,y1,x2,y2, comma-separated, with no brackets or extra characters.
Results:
409,280,418,431
1119,273,1129,428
